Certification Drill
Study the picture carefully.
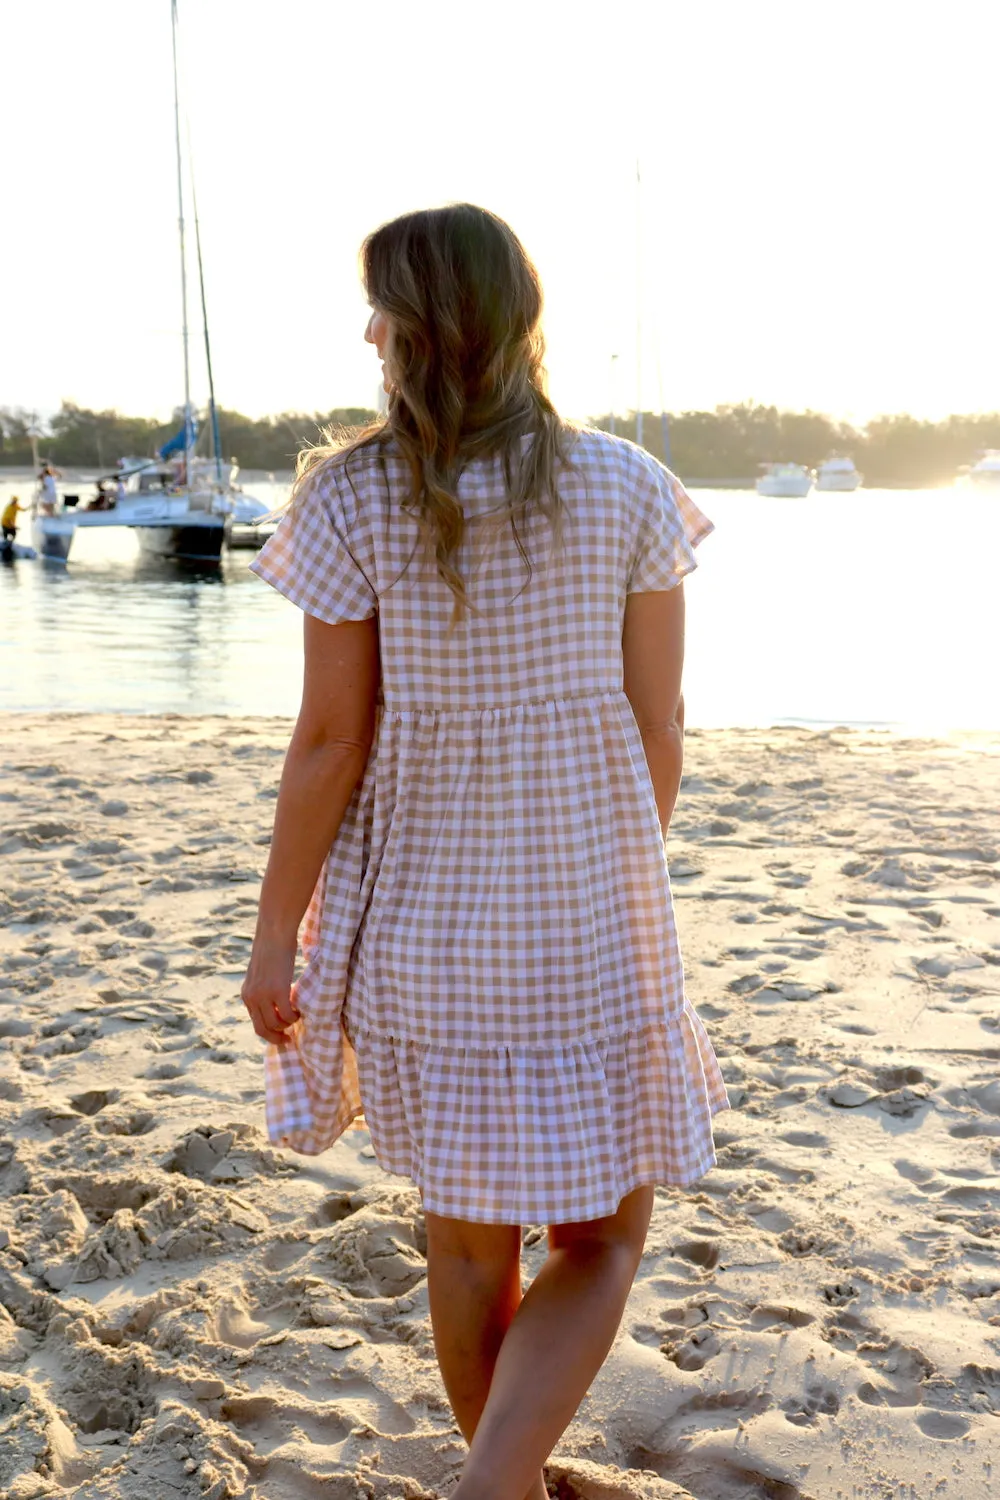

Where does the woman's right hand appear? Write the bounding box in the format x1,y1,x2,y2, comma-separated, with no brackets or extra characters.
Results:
241,934,300,1045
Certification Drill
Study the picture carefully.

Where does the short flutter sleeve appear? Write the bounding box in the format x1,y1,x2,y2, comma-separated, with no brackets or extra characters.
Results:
249,463,377,623
627,454,714,594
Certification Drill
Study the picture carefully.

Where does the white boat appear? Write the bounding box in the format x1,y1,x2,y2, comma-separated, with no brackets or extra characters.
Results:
963,450,1000,488
816,455,863,491
32,1,238,566
756,462,814,497
32,457,234,564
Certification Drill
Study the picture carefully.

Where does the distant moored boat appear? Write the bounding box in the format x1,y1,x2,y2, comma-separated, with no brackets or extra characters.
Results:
31,1,249,566
756,462,813,497
962,450,1000,489
816,455,863,491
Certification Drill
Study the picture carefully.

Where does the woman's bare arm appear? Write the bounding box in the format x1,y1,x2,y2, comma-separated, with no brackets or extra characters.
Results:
242,613,379,1043
622,584,686,837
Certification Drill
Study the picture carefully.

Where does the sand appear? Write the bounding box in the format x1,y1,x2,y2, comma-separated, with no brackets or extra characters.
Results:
1,713,998,1500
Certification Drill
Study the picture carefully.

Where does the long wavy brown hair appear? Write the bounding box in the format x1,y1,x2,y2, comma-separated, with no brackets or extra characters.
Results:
296,204,571,610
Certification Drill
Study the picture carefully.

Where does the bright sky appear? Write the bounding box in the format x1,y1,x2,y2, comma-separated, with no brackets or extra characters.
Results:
5,0,999,426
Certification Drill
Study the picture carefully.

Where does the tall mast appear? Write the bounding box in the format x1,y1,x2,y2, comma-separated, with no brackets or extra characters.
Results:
191,164,223,483
635,158,643,451
171,0,192,486
654,290,672,467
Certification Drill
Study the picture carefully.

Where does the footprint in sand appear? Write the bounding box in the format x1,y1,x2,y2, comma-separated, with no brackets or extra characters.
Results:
69,1088,117,1116
876,1065,929,1090
660,1386,774,1439
970,1080,1000,1115
261,1239,312,1272
120,918,155,939
781,1380,840,1425
779,1129,830,1149
821,1282,859,1306
309,1193,362,1226
728,973,765,996
219,1392,370,1455
894,1158,937,1186
778,1227,837,1259
95,1108,156,1137
950,1118,1000,1139
35,1017,102,1057
915,1409,971,1439
660,1323,721,1371
749,1303,817,1331
670,1239,721,1271
144,1060,186,1080
770,941,828,960
765,862,812,889
857,1380,923,1408
0,1017,34,1038
959,1363,1000,1414
209,1294,275,1349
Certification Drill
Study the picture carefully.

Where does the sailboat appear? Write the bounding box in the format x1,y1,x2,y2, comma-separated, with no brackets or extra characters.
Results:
32,1,236,565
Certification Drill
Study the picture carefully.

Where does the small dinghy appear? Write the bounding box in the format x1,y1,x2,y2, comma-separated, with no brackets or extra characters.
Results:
0,537,37,562
226,493,276,550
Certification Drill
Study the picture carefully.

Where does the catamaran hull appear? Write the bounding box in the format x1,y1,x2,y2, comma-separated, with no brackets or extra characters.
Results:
136,521,228,562
31,518,74,562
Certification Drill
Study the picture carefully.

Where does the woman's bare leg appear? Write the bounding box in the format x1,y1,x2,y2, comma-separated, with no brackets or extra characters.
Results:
425,1214,547,1500
449,1185,654,1500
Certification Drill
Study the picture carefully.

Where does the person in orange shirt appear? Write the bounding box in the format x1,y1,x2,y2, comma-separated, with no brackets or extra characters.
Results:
2,495,26,542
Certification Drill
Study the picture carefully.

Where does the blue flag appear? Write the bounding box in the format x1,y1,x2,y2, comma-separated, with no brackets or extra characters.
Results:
158,409,198,461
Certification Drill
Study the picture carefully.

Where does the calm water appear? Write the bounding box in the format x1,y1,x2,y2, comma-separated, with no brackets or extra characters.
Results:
2,474,998,732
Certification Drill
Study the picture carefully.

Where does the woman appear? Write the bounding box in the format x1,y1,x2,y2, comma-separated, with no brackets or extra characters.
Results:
37,463,61,515
243,203,728,1500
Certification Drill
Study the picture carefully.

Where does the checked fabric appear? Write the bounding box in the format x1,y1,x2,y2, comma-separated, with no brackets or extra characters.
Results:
250,427,729,1223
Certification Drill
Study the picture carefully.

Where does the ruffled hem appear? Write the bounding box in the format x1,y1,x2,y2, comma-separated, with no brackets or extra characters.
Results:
345,1008,729,1224
263,1017,364,1157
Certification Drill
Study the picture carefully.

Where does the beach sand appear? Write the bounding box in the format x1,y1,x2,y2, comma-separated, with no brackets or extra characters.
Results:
1,713,998,1500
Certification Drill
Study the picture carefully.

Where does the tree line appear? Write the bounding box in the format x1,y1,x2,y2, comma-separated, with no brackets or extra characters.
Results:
596,405,1000,485
2,399,999,486
0,403,378,475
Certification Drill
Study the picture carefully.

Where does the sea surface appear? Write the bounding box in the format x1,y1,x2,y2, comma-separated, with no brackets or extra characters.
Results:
2,473,998,733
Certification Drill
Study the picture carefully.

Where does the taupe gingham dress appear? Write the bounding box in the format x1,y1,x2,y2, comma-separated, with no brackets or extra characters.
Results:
250,428,729,1224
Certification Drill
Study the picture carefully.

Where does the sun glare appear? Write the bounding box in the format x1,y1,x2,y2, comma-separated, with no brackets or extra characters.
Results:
3,0,998,425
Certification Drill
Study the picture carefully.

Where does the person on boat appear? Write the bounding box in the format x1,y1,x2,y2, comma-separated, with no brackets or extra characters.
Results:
242,203,727,1500
2,495,26,542
86,480,112,511
37,463,61,514
112,475,126,508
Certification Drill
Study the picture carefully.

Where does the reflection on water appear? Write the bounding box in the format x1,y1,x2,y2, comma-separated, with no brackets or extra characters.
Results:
1,477,302,716
2,474,999,731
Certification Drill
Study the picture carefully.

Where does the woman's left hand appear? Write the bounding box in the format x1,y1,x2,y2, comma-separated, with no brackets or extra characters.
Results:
241,935,300,1044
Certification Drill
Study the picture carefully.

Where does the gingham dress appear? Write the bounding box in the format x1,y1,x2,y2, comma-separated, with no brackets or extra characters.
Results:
250,428,729,1223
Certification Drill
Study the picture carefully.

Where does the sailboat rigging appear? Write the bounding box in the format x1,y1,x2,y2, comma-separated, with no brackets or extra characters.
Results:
31,0,255,563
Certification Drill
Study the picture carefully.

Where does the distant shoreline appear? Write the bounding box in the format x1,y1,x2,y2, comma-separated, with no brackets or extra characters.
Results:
0,466,956,493
4,398,999,486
